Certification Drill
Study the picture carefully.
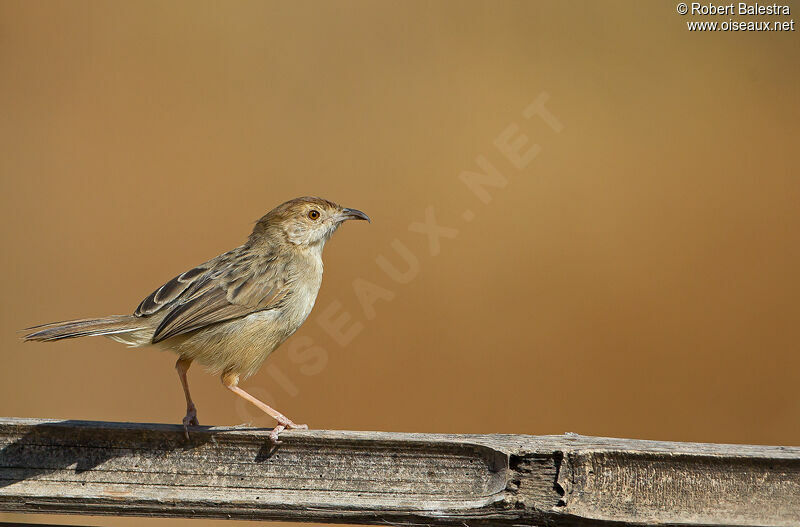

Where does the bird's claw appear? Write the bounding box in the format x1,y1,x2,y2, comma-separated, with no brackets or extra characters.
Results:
268,419,308,445
269,424,286,445
182,408,200,441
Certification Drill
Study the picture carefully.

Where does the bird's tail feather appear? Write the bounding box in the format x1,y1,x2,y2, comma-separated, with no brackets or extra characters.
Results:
22,316,145,342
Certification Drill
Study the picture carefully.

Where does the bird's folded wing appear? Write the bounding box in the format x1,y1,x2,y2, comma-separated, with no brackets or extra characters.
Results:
133,247,291,343
134,265,211,317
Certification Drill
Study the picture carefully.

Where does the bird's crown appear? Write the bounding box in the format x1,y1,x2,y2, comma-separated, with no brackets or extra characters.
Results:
249,196,369,248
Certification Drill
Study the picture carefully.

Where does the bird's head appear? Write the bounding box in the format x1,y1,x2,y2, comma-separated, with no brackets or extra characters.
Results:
249,196,370,249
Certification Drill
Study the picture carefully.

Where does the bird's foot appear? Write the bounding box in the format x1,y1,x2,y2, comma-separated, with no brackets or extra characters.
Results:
269,417,308,445
182,406,200,440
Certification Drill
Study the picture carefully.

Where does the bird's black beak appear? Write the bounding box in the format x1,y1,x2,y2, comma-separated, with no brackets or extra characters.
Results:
339,208,371,223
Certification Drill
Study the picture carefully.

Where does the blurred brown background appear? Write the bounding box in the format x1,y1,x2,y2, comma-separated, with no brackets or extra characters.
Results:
1,1,798,526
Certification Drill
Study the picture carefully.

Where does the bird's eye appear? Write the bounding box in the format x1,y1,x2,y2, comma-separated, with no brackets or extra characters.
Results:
308,210,320,220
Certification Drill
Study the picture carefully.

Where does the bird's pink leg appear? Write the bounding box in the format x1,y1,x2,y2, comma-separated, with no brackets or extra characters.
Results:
175,358,199,439
221,371,307,444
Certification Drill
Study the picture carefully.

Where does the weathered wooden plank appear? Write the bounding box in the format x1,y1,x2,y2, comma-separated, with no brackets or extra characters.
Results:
0,418,797,526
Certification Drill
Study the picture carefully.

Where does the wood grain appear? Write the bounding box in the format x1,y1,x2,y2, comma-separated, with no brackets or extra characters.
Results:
0,418,797,526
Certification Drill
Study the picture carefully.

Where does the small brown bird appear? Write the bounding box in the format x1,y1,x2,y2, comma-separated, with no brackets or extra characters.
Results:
24,196,369,443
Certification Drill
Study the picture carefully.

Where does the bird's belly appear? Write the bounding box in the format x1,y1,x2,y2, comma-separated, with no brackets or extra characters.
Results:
159,269,322,379
165,309,296,379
